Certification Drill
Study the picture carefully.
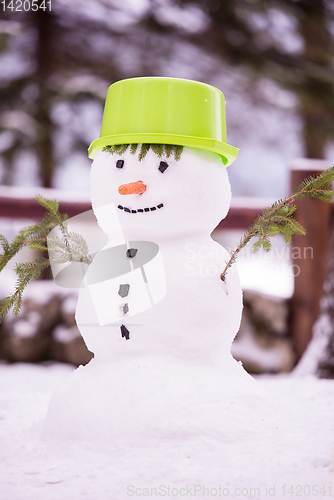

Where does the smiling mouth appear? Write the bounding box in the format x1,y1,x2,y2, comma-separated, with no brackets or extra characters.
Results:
117,203,164,213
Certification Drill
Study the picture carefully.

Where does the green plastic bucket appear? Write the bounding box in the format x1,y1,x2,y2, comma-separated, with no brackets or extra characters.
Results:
88,77,238,166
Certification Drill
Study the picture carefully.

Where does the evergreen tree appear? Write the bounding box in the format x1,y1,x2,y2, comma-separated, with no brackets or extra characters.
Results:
147,0,334,159
0,1,152,186
2,0,333,186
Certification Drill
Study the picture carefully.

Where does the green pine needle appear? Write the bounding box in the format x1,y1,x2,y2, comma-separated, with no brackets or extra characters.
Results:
0,257,50,321
138,143,151,161
103,143,184,161
151,144,164,158
116,144,130,155
221,166,334,282
174,145,184,160
130,144,138,155
0,196,92,322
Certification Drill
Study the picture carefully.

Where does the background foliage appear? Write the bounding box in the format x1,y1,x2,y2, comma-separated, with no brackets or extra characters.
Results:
0,0,333,194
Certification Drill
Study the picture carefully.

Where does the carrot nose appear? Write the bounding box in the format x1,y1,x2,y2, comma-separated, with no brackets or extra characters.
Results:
118,181,146,195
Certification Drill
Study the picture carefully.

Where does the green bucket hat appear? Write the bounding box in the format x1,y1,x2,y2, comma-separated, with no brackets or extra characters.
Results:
88,77,238,166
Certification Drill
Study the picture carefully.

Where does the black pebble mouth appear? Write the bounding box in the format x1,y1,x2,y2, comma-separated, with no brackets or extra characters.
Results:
118,203,164,213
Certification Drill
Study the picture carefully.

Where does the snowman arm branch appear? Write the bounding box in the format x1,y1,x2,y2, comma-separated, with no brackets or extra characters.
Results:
220,230,255,282
0,258,50,320
0,195,92,322
220,166,334,282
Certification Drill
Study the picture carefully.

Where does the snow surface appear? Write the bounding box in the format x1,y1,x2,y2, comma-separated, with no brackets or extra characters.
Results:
0,362,333,500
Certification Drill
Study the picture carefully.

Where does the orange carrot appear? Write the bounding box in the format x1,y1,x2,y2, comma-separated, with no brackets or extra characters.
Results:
118,181,146,195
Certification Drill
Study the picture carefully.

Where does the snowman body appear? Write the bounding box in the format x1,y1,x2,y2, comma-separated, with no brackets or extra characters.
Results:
44,147,266,443
76,147,243,363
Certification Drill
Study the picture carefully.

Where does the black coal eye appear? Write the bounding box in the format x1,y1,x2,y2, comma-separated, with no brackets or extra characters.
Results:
158,161,169,173
116,160,124,169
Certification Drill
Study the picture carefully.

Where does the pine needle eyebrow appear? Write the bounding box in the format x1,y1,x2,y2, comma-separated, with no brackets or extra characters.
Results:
103,144,184,162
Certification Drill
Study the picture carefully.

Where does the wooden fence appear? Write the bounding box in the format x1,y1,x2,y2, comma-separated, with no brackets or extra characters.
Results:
0,159,332,360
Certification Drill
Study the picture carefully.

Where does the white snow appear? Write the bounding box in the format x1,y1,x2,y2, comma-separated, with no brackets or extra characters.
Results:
0,362,333,500
0,184,90,203
11,312,40,338
61,294,78,317
231,326,288,373
53,325,81,343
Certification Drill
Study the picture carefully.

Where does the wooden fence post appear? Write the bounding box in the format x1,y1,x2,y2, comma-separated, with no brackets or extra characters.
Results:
290,158,333,361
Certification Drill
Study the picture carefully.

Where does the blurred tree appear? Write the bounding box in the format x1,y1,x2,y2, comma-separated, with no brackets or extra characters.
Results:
2,0,333,187
146,0,334,159
0,0,154,187
294,215,334,378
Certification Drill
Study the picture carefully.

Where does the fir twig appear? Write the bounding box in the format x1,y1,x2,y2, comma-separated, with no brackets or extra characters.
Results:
0,258,50,321
115,144,129,155
165,144,172,158
103,143,184,161
138,143,151,161
103,145,118,155
103,144,130,155
0,195,92,321
130,144,138,155
174,145,184,160
151,144,164,158
221,166,334,282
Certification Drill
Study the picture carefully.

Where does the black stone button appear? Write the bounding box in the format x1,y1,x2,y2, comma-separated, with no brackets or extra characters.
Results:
120,324,130,340
116,160,124,169
123,303,129,315
126,248,138,258
118,284,130,298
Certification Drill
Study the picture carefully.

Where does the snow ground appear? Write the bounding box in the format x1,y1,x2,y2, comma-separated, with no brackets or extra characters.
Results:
0,362,333,500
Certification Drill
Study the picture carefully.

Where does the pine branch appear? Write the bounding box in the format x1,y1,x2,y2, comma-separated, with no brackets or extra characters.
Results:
0,258,50,320
35,195,64,228
0,227,48,272
103,143,185,161
151,144,164,158
130,143,138,155
221,166,334,282
47,232,92,265
165,144,172,158
103,144,130,156
174,145,184,160
103,145,118,155
115,144,130,155
138,143,151,161
0,195,92,323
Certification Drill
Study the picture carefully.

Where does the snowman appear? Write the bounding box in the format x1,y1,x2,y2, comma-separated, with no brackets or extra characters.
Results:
76,145,242,359
44,78,273,442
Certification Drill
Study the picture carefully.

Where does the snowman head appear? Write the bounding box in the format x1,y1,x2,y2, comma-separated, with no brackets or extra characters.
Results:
89,78,238,241
90,143,231,240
